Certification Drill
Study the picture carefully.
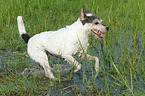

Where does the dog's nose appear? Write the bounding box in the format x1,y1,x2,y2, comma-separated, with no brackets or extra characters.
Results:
106,26,109,31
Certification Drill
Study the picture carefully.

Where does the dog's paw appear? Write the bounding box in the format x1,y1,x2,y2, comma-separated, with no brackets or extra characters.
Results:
74,64,82,73
45,74,57,80
45,70,57,80
94,67,98,73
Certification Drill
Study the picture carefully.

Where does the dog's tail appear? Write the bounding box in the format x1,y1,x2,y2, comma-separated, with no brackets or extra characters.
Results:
17,16,30,43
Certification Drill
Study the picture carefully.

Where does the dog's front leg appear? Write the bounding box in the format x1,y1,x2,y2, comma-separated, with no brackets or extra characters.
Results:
81,54,99,72
63,55,82,72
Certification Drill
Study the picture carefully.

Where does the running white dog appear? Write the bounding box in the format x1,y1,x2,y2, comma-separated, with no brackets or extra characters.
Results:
17,8,109,80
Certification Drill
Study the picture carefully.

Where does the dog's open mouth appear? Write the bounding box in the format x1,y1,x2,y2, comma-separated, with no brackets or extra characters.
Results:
91,29,105,39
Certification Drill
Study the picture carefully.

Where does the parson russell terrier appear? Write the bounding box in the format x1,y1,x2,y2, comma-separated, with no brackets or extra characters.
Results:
17,8,109,80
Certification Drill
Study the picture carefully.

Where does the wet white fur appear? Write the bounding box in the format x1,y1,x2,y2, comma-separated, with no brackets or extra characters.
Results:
17,14,106,80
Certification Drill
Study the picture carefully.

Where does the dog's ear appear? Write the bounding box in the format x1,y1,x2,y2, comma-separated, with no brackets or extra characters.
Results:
83,9,91,14
80,8,94,20
80,8,85,20
83,9,93,17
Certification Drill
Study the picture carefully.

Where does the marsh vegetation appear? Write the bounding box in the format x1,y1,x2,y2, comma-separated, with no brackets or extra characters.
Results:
0,0,145,95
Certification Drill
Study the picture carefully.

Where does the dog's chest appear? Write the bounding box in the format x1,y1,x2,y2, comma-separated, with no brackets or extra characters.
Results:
72,35,89,54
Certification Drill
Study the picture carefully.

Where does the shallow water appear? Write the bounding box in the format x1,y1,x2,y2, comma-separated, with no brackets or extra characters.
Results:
0,31,144,95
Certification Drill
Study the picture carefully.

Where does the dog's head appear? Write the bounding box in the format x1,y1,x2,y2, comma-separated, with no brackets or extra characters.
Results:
80,8,109,39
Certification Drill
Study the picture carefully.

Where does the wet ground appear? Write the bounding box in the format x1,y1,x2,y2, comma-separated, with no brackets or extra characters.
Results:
0,31,144,95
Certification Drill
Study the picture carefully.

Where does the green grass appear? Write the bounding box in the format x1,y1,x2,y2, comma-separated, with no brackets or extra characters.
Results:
0,0,145,95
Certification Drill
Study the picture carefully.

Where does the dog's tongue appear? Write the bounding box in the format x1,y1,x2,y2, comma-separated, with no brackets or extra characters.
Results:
92,30,105,39
98,31,105,39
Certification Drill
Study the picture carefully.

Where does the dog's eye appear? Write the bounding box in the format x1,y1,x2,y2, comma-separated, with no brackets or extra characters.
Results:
95,22,99,25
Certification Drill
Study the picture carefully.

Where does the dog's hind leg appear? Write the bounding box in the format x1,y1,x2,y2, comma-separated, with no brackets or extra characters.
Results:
62,55,82,73
28,46,57,80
